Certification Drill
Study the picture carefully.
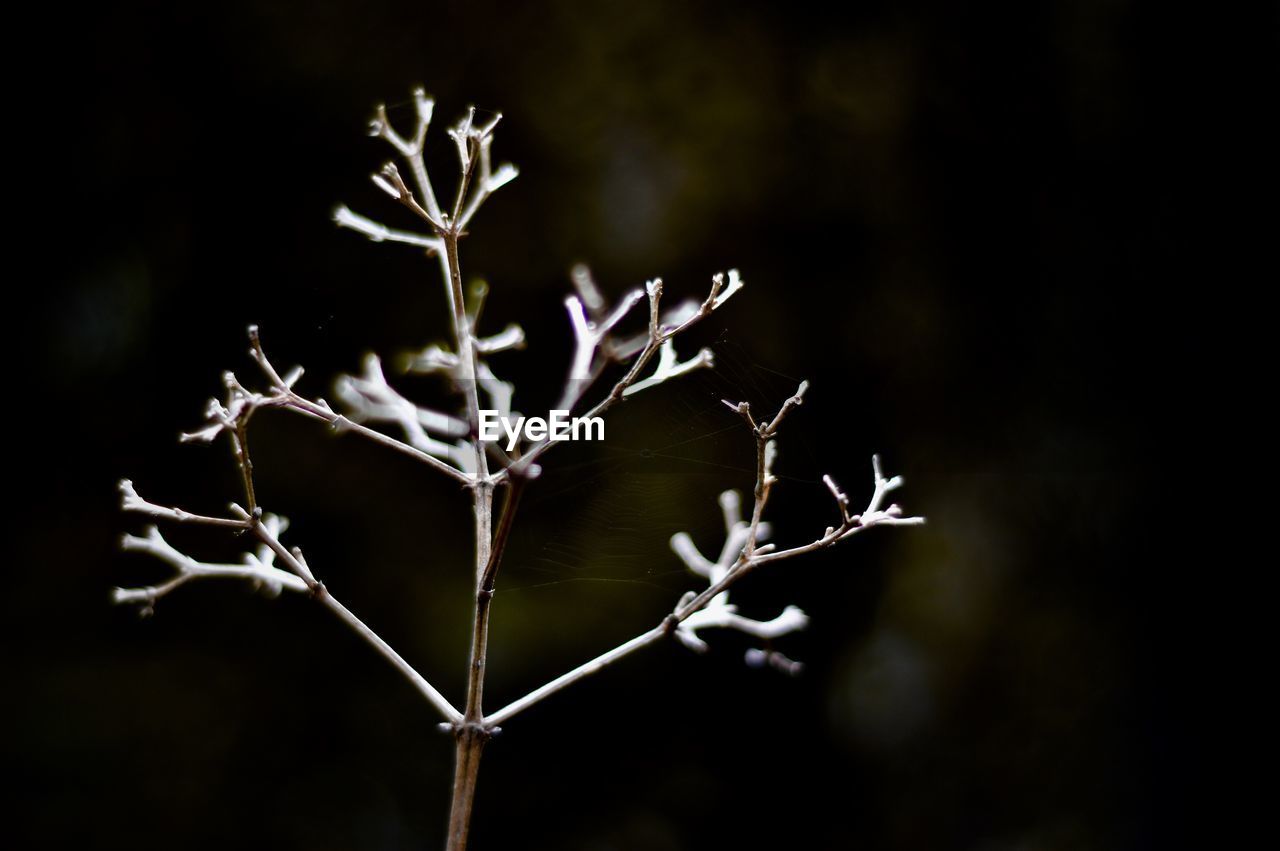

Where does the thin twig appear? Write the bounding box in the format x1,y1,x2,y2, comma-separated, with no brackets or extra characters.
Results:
117,483,463,723
243,327,475,486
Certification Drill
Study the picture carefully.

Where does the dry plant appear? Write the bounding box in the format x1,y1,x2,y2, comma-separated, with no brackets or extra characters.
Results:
113,88,925,850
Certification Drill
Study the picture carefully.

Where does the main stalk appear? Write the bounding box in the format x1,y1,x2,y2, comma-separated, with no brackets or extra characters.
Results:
442,220,498,851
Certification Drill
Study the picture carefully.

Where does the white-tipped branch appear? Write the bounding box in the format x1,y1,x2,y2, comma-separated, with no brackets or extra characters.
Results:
494,271,744,484
564,288,645,381
676,605,810,653
750,454,926,565
118,479,252,530
118,485,463,723
115,523,308,608
233,328,476,485
485,390,923,726
457,128,519,230
666,487,797,654
367,88,445,225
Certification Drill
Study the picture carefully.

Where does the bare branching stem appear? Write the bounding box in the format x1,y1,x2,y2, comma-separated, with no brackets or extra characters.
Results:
115,91,923,851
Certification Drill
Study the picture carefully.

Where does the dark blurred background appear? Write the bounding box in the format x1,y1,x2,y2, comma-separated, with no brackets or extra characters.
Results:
14,0,1246,848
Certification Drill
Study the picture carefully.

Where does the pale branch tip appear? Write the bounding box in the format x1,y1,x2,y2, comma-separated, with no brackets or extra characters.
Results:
372,161,410,201
333,204,442,251
473,323,526,355
570,263,606,314
709,268,745,310
764,379,809,435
